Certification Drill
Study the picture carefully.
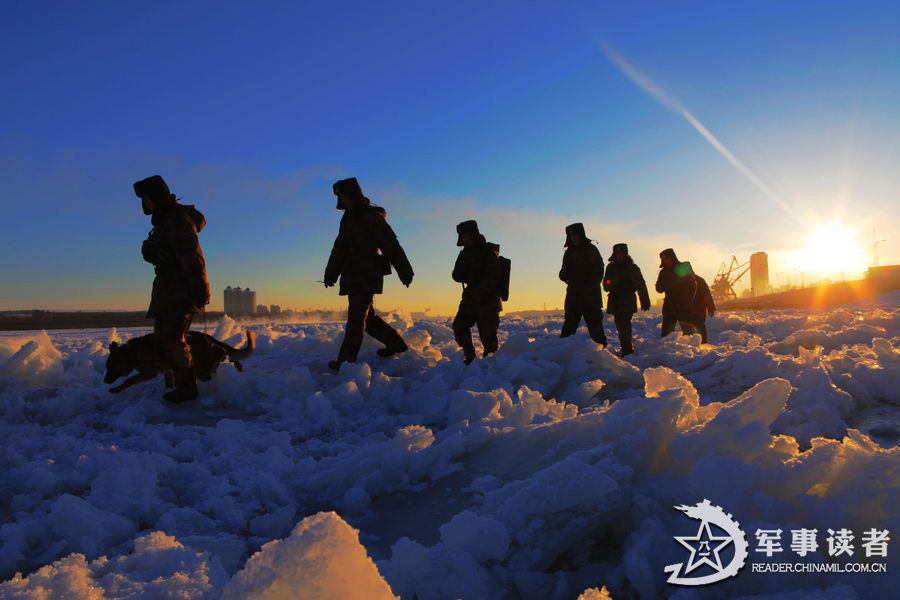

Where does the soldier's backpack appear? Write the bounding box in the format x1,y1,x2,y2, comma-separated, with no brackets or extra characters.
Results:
498,255,511,301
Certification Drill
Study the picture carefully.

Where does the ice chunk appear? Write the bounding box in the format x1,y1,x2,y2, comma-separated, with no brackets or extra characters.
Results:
223,511,397,599
0,331,64,386
578,587,613,600
438,510,510,562
50,494,137,557
448,388,508,424
384,310,414,332
0,531,226,598
249,505,297,539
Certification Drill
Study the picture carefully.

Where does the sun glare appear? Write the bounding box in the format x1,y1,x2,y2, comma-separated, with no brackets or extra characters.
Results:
791,220,868,277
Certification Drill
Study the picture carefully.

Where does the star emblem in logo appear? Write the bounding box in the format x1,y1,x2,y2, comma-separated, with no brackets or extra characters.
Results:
664,499,749,586
675,519,733,574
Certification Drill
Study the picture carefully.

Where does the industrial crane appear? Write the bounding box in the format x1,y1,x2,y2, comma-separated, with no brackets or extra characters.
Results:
711,256,751,303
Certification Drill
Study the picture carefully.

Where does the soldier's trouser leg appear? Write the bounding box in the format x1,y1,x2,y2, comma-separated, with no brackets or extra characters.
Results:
560,291,583,338
475,307,500,354
680,320,698,336
453,300,478,357
155,313,196,401
613,312,634,353
560,311,582,337
582,296,607,346
154,313,194,369
364,307,405,349
338,293,373,362
660,317,678,337
696,322,708,343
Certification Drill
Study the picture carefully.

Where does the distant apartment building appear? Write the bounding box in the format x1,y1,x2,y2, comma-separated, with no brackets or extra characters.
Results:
269,305,281,315
749,252,770,297
224,286,258,317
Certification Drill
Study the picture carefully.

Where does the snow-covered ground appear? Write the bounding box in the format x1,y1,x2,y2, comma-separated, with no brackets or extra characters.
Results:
1,296,898,599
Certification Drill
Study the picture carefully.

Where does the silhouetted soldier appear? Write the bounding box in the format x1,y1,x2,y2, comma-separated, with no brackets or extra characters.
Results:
603,243,651,356
134,175,210,403
692,274,716,343
559,223,607,346
452,220,502,364
324,178,413,371
655,248,698,337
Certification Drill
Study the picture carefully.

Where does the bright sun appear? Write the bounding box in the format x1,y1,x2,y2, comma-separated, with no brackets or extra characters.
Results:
790,220,868,277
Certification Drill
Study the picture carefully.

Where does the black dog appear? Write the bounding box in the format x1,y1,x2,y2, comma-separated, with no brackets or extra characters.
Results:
104,330,255,393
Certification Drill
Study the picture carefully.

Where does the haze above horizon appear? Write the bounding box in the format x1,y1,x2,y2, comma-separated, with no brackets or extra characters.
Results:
2,1,899,313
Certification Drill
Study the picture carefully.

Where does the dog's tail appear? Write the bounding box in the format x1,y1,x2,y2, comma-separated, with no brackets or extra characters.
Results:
228,330,256,362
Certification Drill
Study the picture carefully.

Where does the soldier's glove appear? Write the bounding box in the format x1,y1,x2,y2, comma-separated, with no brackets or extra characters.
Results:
640,302,651,311
399,271,413,287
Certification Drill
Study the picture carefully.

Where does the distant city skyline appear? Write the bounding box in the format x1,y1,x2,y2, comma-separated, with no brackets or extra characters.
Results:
2,2,898,313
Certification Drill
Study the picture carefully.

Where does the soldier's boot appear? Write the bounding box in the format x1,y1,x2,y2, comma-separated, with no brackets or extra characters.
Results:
614,313,633,356
481,337,498,359
560,310,581,338
660,318,678,338
697,323,709,344
162,342,197,403
331,322,365,371
453,314,477,365
460,342,477,365
163,368,198,403
368,316,408,358
329,348,355,372
329,337,362,371
619,333,634,357
377,338,408,358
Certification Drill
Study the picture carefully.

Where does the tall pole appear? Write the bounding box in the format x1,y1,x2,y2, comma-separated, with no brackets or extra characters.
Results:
873,225,886,267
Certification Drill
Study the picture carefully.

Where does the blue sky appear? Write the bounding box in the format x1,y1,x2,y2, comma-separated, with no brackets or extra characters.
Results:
2,1,899,313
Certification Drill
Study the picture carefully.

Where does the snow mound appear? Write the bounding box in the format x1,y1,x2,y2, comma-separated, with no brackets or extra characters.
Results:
0,531,226,598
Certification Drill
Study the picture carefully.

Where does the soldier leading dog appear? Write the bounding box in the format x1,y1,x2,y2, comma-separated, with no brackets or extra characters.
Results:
134,175,211,402
104,330,255,394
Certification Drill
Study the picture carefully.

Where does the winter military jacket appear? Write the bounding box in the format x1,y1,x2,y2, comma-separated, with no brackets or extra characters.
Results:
603,258,651,315
692,275,716,324
655,262,697,320
142,202,210,318
324,203,413,296
559,243,604,291
452,235,502,312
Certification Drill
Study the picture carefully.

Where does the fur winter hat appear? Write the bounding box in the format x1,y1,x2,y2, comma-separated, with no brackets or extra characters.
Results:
133,175,172,201
333,177,364,209
456,220,480,246
564,223,590,247
659,247,680,267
